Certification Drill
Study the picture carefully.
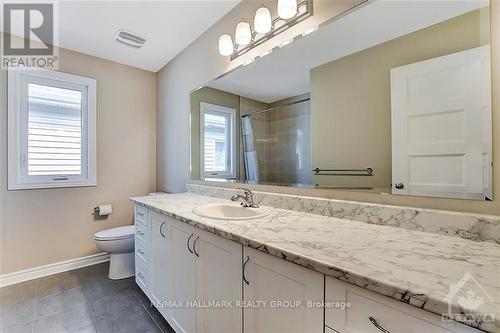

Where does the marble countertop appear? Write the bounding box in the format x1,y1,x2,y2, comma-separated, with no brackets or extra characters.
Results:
131,193,500,332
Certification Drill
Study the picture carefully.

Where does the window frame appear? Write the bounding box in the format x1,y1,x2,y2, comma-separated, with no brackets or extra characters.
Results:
199,102,237,179
7,69,97,190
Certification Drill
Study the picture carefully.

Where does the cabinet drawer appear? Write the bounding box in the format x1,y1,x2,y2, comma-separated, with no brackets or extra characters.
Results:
135,222,148,243
325,277,479,333
135,257,149,294
135,238,148,263
135,205,148,224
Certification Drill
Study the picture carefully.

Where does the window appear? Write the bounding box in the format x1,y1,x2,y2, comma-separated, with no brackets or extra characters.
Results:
8,69,97,189
200,102,236,178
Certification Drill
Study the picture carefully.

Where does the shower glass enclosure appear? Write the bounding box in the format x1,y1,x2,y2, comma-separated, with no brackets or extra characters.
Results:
241,98,312,186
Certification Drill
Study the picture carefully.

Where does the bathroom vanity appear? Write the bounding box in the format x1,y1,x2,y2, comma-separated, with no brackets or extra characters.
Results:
131,188,499,333
132,1,499,332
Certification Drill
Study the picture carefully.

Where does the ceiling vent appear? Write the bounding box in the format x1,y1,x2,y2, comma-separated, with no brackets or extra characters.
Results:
115,30,146,48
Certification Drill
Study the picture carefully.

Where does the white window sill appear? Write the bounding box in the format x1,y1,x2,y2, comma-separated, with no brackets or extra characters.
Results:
8,180,97,190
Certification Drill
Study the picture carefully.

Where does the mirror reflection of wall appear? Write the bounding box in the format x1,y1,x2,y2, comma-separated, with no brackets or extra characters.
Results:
311,5,491,198
190,0,492,201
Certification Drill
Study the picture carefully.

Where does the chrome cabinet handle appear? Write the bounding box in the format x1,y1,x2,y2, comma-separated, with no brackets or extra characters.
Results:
137,230,144,236
159,221,166,238
138,272,144,279
138,249,144,255
193,236,200,257
187,233,194,254
137,211,144,216
242,256,250,285
368,317,391,333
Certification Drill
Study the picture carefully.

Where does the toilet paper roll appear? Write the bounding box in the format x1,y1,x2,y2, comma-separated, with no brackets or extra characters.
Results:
97,204,112,216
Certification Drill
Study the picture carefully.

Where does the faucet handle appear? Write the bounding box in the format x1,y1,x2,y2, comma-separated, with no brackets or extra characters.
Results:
239,188,253,198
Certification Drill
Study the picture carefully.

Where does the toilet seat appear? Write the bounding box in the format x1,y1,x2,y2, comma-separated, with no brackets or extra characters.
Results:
94,225,134,241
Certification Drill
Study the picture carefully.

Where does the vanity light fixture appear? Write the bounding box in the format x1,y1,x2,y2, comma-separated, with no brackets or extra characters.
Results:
218,34,234,56
218,1,313,60
254,6,272,34
235,20,252,46
278,0,298,19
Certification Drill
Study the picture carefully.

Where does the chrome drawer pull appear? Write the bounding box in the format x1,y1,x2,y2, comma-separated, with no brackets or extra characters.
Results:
193,236,200,257
138,272,144,279
137,211,144,216
187,233,194,254
137,230,144,236
368,317,391,333
138,249,144,255
242,256,250,285
160,221,166,238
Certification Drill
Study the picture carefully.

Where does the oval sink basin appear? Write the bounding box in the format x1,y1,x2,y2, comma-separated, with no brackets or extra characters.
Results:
193,203,270,220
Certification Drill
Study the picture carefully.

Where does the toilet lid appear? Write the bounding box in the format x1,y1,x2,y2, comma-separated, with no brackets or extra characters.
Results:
94,225,135,241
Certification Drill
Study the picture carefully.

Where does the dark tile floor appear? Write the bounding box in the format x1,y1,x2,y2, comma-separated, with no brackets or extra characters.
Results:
0,263,174,333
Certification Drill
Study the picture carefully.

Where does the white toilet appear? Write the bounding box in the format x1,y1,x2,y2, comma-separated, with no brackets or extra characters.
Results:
94,225,135,280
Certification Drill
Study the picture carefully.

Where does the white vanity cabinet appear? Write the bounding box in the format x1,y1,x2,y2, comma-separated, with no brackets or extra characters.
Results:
325,277,481,333
168,218,243,333
242,247,324,333
168,218,197,333
194,228,243,333
134,204,150,296
150,211,171,319
135,203,475,333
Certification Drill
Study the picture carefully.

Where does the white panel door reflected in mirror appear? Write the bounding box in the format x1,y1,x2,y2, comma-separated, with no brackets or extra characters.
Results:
190,0,492,201
391,45,492,200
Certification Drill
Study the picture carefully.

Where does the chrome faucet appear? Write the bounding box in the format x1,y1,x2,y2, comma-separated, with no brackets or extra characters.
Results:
231,188,259,208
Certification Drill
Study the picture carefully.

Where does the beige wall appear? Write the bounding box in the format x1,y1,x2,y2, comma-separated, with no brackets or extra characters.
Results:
190,86,240,179
159,0,500,215
311,8,488,191
0,40,157,274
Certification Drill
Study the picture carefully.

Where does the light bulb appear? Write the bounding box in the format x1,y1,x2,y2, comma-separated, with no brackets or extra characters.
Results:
278,0,297,19
235,20,252,46
218,34,234,56
254,6,272,34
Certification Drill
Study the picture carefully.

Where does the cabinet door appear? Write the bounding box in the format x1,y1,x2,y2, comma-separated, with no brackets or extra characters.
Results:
150,211,170,319
169,220,197,333
243,247,324,333
194,229,242,333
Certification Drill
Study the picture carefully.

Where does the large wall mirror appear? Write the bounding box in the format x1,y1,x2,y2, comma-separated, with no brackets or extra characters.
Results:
191,0,492,201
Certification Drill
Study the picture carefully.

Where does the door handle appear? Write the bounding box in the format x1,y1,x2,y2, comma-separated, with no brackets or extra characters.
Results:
395,183,404,189
187,233,194,254
193,236,200,257
159,221,166,238
242,256,250,285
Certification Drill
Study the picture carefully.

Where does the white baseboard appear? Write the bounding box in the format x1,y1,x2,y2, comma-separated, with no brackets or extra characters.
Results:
0,253,110,288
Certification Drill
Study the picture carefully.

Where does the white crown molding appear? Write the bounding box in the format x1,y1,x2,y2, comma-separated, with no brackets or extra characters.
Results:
0,253,110,288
